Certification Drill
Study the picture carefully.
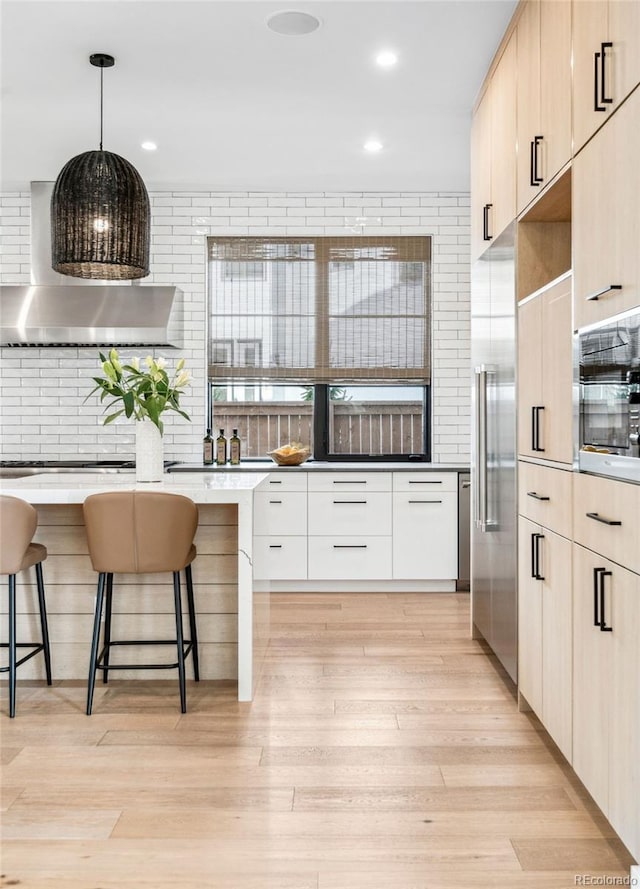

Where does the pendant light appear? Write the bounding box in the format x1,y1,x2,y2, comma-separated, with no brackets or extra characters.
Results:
51,53,150,280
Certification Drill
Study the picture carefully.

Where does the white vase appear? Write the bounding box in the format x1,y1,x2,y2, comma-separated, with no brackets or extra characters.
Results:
135,418,164,482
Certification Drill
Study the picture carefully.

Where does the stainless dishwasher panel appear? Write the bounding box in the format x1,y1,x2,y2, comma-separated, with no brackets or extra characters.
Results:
457,473,471,591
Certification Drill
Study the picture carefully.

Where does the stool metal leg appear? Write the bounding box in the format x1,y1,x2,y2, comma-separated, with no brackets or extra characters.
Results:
173,571,187,713
102,573,114,684
35,561,52,686
8,574,16,718
86,572,106,716
185,564,199,681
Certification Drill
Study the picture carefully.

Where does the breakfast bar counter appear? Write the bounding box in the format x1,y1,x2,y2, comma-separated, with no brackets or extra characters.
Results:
0,471,269,700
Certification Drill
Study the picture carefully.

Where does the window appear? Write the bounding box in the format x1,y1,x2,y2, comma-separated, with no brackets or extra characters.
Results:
207,236,431,460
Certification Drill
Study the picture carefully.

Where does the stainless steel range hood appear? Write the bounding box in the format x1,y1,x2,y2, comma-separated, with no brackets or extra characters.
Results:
0,183,183,348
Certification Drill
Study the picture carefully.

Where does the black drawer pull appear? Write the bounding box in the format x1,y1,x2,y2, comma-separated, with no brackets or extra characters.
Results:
333,500,367,504
585,284,622,302
269,500,283,504
527,491,550,501
586,512,622,527
483,203,493,241
269,480,282,484
269,545,283,549
333,480,366,484
599,569,613,632
408,480,442,484
333,545,367,549
408,500,442,504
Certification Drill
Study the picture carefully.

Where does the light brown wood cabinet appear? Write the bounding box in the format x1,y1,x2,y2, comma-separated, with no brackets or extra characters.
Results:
517,274,573,463
516,0,572,215
572,543,640,858
471,34,517,261
573,84,640,328
573,0,640,154
518,516,572,761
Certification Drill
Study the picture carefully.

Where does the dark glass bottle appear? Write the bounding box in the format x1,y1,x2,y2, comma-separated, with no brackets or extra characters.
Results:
215,429,227,465
203,428,214,465
229,428,241,465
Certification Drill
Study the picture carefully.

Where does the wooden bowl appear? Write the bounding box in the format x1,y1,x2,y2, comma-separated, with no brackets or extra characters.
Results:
268,448,310,466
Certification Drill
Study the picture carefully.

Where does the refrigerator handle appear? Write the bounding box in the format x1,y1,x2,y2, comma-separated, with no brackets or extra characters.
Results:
474,367,488,532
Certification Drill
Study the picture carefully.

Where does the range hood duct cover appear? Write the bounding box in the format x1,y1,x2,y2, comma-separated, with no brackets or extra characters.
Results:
0,182,183,348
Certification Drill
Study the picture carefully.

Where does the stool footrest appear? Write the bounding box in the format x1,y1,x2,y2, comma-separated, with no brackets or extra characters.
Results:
96,639,194,672
0,642,46,671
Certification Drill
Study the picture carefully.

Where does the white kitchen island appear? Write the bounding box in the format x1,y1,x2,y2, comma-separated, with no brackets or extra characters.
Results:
0,471,269,700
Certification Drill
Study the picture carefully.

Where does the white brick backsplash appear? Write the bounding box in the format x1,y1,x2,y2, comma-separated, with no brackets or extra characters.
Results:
0,190,470,464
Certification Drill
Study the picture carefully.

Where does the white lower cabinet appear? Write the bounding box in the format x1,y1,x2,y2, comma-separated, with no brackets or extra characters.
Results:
253,536,307,581
308,536,392,580
392,491,457,580
253,470,460,584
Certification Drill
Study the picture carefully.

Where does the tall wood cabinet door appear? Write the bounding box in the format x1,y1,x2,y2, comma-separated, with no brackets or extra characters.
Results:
539,0,572,183
517,295,543,458
518,517,543,716
516,0,541,215
573,85,640,328
572,0,609,153
572,543,611,816
608,0,640,118
541,530,572,762
471,89,492,262
609,563,640,861
490,34,517,242
540,278,573,464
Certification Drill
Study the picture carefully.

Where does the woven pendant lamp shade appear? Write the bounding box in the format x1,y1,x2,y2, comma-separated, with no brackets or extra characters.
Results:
51,149,150,280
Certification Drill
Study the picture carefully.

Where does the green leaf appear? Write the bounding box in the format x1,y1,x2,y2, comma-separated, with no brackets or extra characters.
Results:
103,409,124,425
123,391,135,418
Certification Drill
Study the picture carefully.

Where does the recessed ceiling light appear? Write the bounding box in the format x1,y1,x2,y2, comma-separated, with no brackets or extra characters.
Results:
364,140,383,153
267,11,321,36
375,50,398,69
141,141,157,151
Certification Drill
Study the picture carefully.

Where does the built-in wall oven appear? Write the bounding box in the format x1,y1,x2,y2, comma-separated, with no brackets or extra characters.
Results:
578,308,640,483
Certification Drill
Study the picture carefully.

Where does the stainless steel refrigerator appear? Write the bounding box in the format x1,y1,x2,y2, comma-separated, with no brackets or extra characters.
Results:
470,223,518,683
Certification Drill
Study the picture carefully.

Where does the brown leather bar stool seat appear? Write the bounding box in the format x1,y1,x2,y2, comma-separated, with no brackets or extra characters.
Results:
0,495,52,718
82,491,200,715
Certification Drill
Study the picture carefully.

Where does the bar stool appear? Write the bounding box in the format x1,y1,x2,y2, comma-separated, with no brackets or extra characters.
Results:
0,495,52,718
82,491,200,715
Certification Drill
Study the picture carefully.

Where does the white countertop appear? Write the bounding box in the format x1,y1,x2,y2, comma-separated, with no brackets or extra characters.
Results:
171,462,470,473
0,471,270,504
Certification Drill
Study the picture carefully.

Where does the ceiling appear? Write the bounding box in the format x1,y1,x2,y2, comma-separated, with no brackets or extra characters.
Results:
1,0,517,193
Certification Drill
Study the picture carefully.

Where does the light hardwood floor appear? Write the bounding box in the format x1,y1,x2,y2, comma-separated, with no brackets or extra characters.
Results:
0,592,634,888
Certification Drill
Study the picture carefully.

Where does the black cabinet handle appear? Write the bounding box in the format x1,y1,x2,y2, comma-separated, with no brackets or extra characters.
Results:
409,480,442,484
599,569,613,632
408,499,442,504
333,545,367,549
333,500,367,504
269,480,282,484
586,512,622,526
530,136,543,186
532,406,545,452
585,284,622,302
527,491,550,501
483,203,493,241
269,500,283,504
593,567,605,626
269,544,282,549
531,532,544,581
594,42,613,111
333,480,366,484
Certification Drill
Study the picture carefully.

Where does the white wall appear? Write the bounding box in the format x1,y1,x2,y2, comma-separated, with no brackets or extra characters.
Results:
0,191,470,464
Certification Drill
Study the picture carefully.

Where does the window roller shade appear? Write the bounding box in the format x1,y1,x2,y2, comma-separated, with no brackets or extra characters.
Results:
208,236,431,384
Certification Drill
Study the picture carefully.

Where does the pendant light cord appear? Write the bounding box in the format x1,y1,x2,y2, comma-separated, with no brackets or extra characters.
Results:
99,64,104,151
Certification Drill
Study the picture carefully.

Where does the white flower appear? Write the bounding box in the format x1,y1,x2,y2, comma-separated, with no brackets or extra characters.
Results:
144,355,154,369
130,356,140,371
156,357,167,370
176,370,191,387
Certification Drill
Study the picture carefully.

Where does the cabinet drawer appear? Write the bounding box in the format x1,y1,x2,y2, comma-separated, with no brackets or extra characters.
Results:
307,472,392,493
393,472,458,493
518,461,573,538
308,492,392,536
573,473,640,574
256,473,307,492
253,537,307,580
254,492,307,536
392,492,457,579
308,536,392,580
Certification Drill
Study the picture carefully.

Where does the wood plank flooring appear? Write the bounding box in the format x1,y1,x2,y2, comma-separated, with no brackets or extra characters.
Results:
1,591,634,888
